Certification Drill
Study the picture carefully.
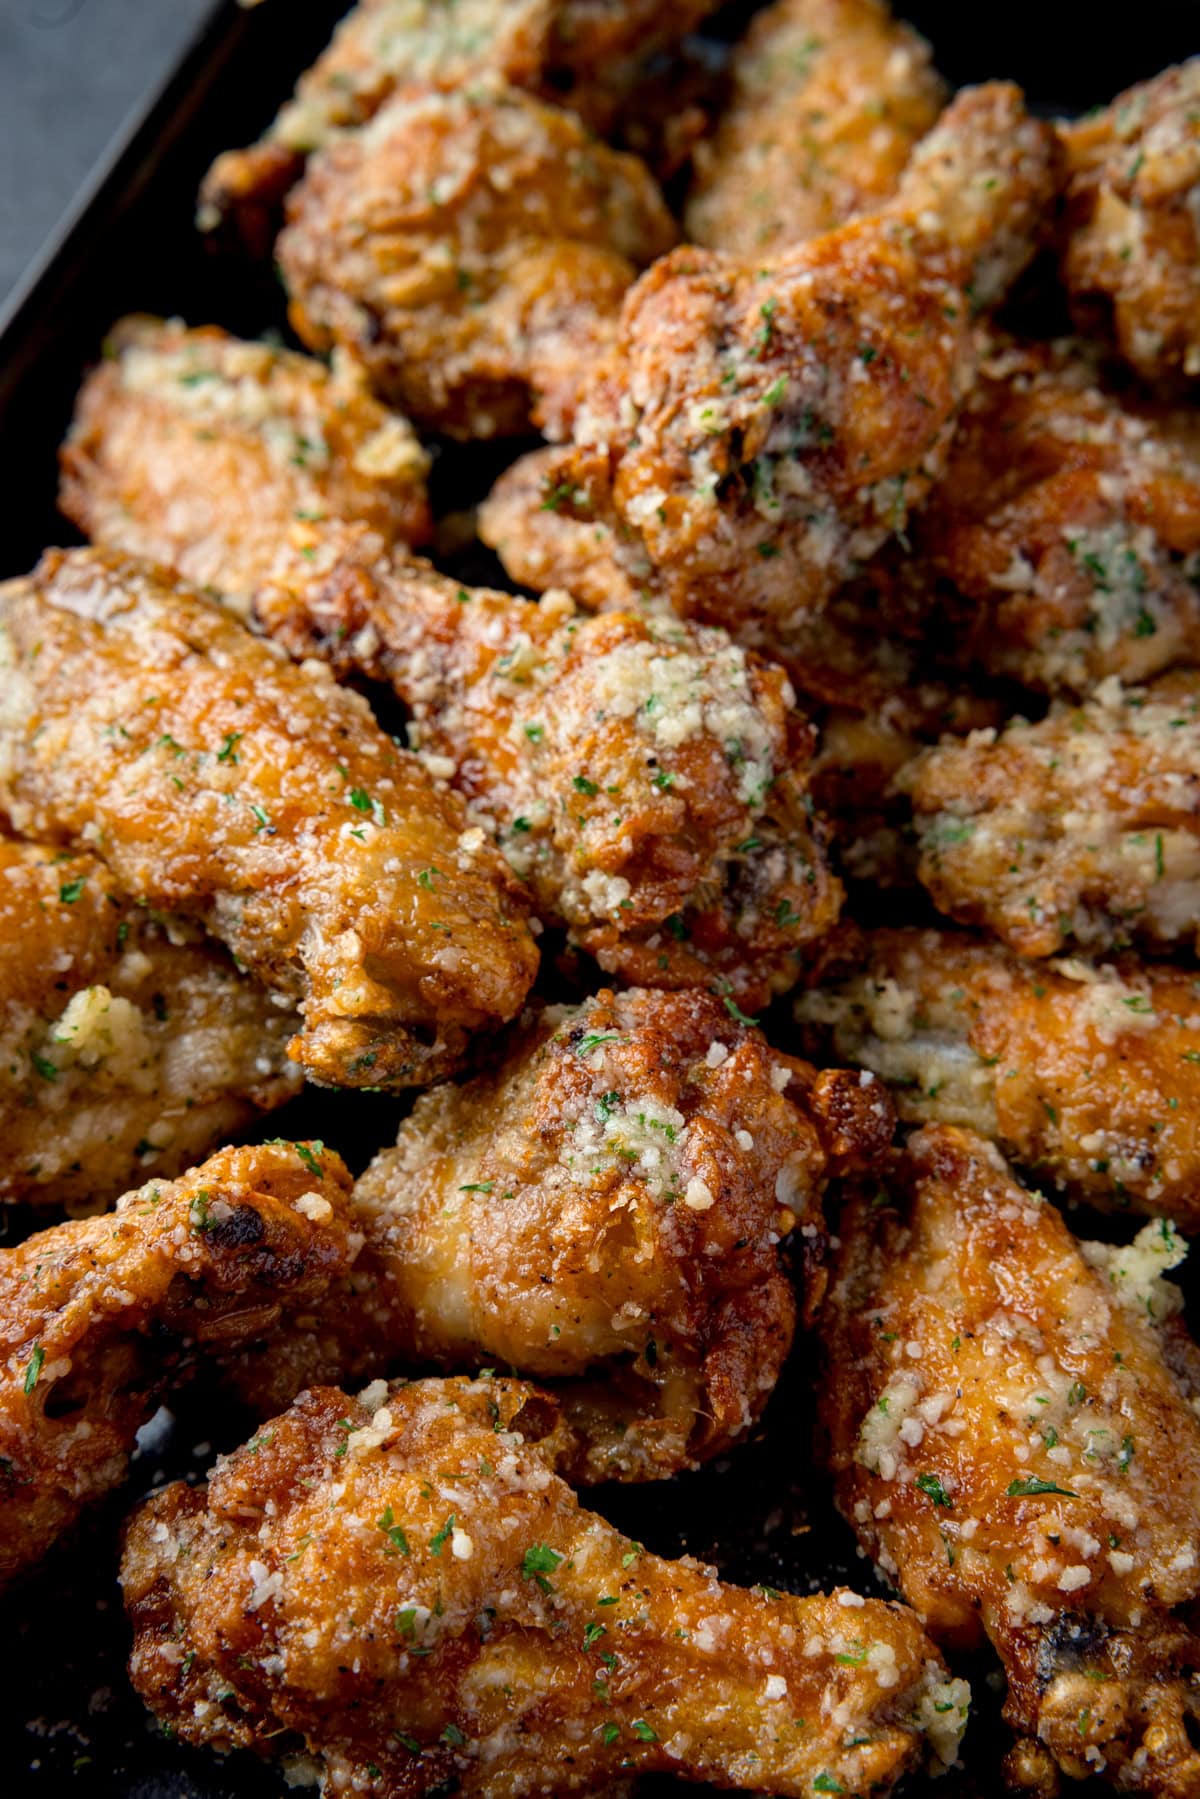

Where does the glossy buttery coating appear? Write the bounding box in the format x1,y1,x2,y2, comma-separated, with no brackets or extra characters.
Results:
820,1125,1200,1795
226,987,896,1483
121,1375,968,1796
0,548,538,1090
277,81,677,440
485,84,1062,652
796,926,1200,1228
60,315,431,616
0,831,299,1211
900,671,1200,959
685,0,946,256
0,1140,353,1591
1059,60,1200,386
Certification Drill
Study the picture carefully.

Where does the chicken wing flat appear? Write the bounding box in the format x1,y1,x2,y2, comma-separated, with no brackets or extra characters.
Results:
0,831,299,1211
225,987,895,1483
0,1139,353,1591
685,0,945,257
1059,60,1200,386
485,84,1062,650
122,1374,968,1796
820,1124,1200,1795
900,671,1200,958
0,547,538,1089
276,81,677,439
60,315,430,616
797,925,1200,1228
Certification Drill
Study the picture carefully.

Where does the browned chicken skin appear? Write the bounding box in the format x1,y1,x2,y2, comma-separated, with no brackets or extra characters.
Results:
821,1124,1200,1795
0,547,538,1090
0,1140,353,1590
0,830,299,1210
121,1374,969,1795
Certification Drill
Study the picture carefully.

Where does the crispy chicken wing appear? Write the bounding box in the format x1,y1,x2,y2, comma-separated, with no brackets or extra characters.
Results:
277,81,677,439
60,316,430,616
1059,60,1200,386
900,671,1200,958
0,548,538,1089
0,1140,353,1590
0,830,299,1211
685,0,945,256
797,925,1200,1229
820,1124,1200,1795
226,987,895,1483
121,1373,968,1795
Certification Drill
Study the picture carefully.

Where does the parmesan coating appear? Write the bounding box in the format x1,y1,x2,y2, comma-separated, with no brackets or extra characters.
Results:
0,830,300,1210
821,1125,1200,1795
0,1140,354,1590
121,1374,967,1795
0,547,538,1090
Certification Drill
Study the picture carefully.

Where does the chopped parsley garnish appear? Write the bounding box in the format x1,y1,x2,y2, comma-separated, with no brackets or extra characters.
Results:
575,1032,621,1058
522,1543,563,1594
217,732,242,764
23,1344,44,1395
429,1514,456,1556
377,1506,410,1555
1007,1477,1079,1498
915,1472,952,1508
58,877,87,904
631,1721,658,1743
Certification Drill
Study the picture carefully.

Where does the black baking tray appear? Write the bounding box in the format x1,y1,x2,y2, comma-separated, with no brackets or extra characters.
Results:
2,4,1199,1796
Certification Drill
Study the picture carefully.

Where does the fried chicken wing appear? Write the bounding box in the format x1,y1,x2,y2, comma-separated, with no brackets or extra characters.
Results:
900,671,1200,958
277,82,677,439
1059,60,1200,386
820,1124,1200,1794
121,1374,968,1795
797,926,1200,1228
60,316,430,616
0,1140,353,1590
685,0,945,256
486,84,1062,650
0,830,299,1211
0,548,538,1089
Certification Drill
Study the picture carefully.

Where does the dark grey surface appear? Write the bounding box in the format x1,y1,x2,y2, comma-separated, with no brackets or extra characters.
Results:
0,0,218,306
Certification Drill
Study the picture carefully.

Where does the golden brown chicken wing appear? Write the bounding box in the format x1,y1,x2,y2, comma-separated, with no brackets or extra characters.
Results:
821,1124,1200,1795
685,0,945,256
0,830,299,1211
1059,60,1200,386
900,670,1200,958
797,925,1200,1229
0,1139,353,1591
60,315,430,616
121,1374,969,1795
0,548,538,1090
277,81,677,439
226,986,895,1482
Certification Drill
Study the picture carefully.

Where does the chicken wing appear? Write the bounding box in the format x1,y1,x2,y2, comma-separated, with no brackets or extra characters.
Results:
1059,60,1200,386
225,986,895,1483
820,1124,1200,1795
685,0,945,256
276,81,677,439
796,925,1200,1229
484,83,1062,651
121,1373,968,1796
60,315,430,617
899,670,1200,958
0,1139,353,1591
0,830,299,1211
0,547,538,1090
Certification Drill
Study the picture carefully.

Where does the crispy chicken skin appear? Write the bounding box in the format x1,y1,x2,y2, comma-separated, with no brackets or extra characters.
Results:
900,671,1200,958
0,831,299,1211
685,0,946,256
121,1374,968,1796
486,84,1062,650
820,1125,1200,1795
60,316,431,616
226,988,895,1483
797,926,1200,1229
276,82,677,440
1059,60,1200,386
0,548,538,1090
0,1140,353,1591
